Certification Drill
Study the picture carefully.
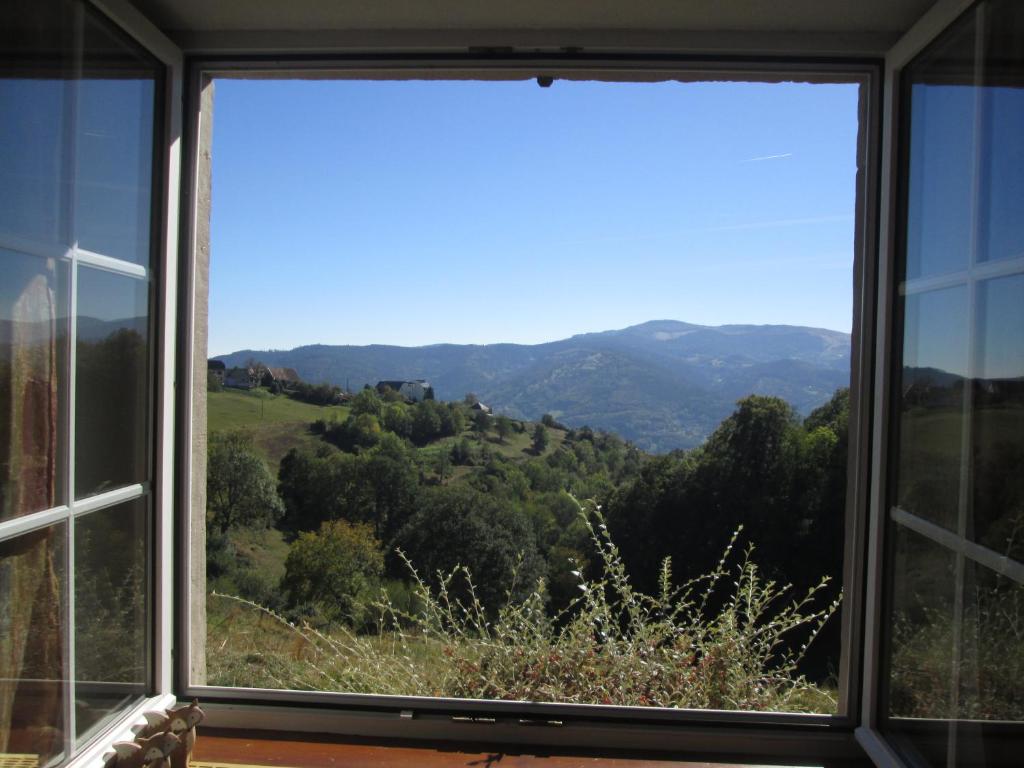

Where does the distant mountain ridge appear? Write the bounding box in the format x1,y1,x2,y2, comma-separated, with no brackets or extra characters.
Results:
216,320,851,452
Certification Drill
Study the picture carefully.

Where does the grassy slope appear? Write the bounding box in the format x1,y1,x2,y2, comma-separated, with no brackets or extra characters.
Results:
413,428,569,481
208,388,350,466
206,386,565,541
206,392,576,682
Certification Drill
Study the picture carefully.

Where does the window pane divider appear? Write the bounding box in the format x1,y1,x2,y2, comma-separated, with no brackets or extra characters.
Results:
899,251,1024,296
0,238,152,281
0,233,70,262
890,506,1024,585
0,506,70,542
72,483,147,517
75,246,149,279
65,9,83,745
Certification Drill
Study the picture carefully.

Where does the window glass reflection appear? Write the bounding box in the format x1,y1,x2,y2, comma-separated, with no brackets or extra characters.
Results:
0,79,71,246
887,526,958,721
979,0,1024,264
979,87,1024,264
0,525,66,768
73,12,155,265
972,274,1024,560
958,563,1024,722
74,498,149,742
904,16,976,282
897,287,969,531
0,251,68,520
75,267,149,499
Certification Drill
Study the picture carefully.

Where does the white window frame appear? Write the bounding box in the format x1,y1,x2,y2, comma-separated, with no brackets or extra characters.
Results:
172,55,881,761
30,0,1002,765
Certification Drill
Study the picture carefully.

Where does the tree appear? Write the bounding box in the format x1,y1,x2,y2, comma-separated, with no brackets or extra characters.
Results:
394,485,545,609
471,409,490,435
410,400,443,445
278,436,417,542
281,520,384,628
323,413,381,452
378,385,403,403
350,387,383,418
450,437,473,466
531,424,549,454
278,445,363,532
495,415,513,443
207,431,284,533
382,403,412,438
436,448,451,484
360,434,419,541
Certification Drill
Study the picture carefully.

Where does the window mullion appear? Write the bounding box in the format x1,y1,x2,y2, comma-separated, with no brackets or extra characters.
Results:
63,2,84,755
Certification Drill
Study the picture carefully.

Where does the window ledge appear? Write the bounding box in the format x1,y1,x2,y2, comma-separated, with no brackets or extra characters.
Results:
68,694,178,768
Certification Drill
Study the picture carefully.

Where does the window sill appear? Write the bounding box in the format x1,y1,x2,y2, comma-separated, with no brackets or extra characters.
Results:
194,729,870,768
68,694,178,768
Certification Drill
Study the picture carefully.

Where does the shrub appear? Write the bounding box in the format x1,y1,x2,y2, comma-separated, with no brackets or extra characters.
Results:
210,501,840,712
392,485,544,607
281,520,384,629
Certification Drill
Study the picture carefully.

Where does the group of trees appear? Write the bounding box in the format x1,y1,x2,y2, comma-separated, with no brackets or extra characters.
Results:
290,380,345,405
605,391,848,595
278,433,418,541
318,391,467,451
604,390,849,675
206,385,850,678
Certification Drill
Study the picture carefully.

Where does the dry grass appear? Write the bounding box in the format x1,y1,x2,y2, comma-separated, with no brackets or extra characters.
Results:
206,503,840,713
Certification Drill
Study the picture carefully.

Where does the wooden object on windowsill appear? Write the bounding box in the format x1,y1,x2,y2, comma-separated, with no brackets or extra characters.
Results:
138,700,205,768
108,732,179,768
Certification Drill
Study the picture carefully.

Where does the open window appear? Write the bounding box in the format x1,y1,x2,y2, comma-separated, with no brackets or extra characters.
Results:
869,1,1024,764
179,61,880,753
2,0,1023,766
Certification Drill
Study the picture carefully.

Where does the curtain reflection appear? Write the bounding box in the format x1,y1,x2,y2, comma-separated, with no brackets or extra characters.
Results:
0,256,66,764
0,527,65,766
1,255,65,520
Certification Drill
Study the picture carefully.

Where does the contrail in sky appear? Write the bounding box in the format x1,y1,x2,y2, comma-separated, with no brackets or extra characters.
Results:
741,152,793,163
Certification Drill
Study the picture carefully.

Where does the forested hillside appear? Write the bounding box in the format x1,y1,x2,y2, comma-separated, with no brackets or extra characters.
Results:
216,320,850,451
204,379,849,711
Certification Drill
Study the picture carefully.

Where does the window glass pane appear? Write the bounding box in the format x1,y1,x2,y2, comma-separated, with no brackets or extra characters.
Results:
958,562,1024,722
0,251,68,520
885,526,957,762
978,0,1024,264
896,286,969,531
904,15,977,282
0,0,74,248
0,79,71,247
886,1,1024,763
972,274,1024,560
0,524,66,768
73,11,156,265
74,498,149,743
75,266,149,499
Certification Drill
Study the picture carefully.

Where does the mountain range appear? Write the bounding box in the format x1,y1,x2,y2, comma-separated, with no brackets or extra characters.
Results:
216,320,851,453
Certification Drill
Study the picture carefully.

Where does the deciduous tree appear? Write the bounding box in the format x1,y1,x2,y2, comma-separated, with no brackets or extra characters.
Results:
207,431,284,533
281,520,384,628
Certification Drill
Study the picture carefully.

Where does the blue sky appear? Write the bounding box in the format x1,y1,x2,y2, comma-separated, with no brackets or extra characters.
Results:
209,78,859,355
